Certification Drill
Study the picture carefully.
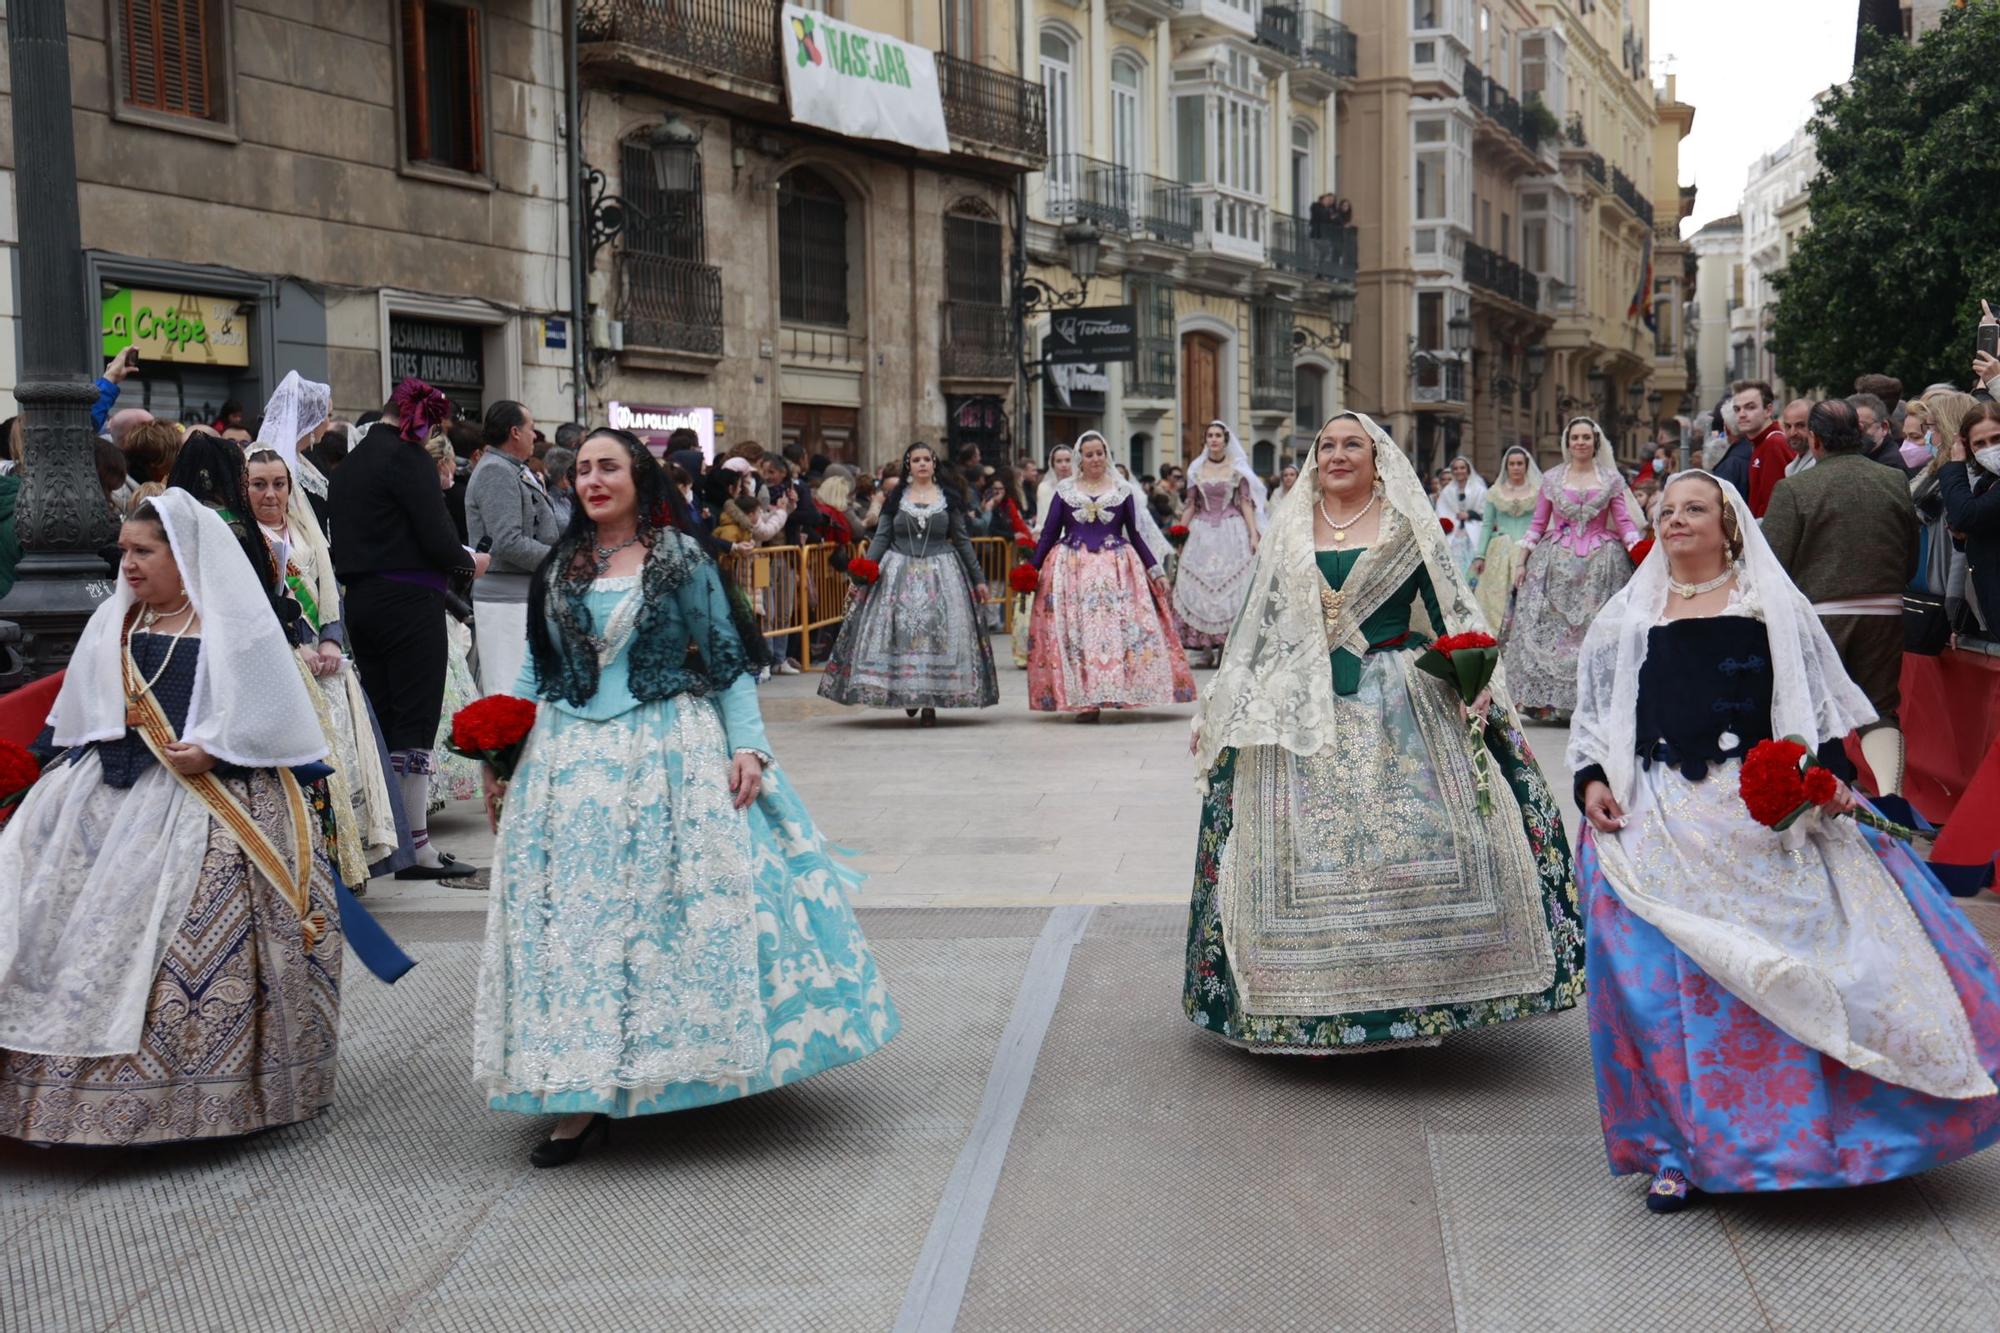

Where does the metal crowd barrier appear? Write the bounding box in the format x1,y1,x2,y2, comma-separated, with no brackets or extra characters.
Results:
721,539,1024,669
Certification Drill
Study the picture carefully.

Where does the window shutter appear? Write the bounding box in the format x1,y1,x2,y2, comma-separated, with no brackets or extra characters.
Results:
402,0,431,164
462,7,484,173
122,0,211,119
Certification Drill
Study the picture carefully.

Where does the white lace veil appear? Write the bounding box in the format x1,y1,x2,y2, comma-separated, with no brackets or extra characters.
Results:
1062,430,1170,572
1187,420,1268,524
1490,445,1544,502
51,488,328,768
1437,454,1489,517
1566,470,1876,806
1034,442,1076,534
1192,411,1496,776
248,372,340,624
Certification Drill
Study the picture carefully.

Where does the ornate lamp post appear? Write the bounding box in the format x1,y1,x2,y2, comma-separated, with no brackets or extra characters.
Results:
0,0,121,684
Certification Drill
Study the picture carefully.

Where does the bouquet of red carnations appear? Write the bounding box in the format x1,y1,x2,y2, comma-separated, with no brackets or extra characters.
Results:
847,557,881,587
0,739,40,828
1627,537,1655,566
1738,736,1915,839
1008,563,1040,595
1167,524,1190,547
1414,630,1501,814
1439,515,1455,534
446,695,538,781
1014,534,1036,550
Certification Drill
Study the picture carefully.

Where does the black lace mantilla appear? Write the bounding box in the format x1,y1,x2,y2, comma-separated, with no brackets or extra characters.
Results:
530,529,755,708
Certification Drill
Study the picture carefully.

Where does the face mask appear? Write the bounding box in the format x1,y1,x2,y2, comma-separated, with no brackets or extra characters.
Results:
1976,444,2000,476
1901,439,1933,469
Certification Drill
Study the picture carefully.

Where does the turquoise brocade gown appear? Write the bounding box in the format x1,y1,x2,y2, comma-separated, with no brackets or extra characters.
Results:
473,561,899,1117
1183,547,1585,1051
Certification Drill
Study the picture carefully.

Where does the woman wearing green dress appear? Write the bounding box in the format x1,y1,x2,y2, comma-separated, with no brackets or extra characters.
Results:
1470,445,1541,634
1184,413,1583,1052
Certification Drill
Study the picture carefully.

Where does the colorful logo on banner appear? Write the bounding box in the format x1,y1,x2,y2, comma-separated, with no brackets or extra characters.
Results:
100,288,251,367
780,4,949,154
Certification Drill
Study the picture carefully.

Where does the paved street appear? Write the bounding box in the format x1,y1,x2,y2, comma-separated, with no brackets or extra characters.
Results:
11,660,2000,1331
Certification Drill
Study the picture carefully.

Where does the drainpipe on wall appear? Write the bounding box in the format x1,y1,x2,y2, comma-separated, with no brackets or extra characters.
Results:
566,0,589,426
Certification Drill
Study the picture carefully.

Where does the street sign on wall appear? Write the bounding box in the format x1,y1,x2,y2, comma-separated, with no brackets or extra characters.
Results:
781,4,949,154
1044,305,1138,365
609,402,716,461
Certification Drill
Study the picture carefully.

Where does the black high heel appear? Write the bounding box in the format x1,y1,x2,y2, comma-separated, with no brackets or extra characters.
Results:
905,708,919,719
920,707,937,727
529,1113,610,1169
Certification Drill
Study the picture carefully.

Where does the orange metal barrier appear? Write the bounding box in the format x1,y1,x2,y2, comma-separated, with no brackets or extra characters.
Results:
722,539,1025,669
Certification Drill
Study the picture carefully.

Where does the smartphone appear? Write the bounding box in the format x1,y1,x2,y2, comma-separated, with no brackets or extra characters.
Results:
1980,322,1999,359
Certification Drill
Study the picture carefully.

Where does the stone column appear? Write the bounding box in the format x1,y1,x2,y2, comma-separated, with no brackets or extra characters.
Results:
0,0,120,683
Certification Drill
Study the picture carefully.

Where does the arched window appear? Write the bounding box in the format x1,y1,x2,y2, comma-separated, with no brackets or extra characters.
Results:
1252,439,1277,476
778,168,849,327
1040,29,1077,172
1111,55,1143,175
1291,121,1315,218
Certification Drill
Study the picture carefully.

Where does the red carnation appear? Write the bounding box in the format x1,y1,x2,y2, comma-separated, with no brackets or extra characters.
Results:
1628,537,1655,566
1803,767,1839,806
446,695,538,780
1014,534,1035,549
1167,524,1190,546
848,558,881,586
1429,630,1499,656
0,739,39,827
1008,563,1040,595
1739,739,1810,829
1439,515,1455,533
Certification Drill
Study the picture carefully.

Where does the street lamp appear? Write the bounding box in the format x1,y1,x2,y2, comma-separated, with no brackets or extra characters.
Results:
1329,291,1357,337
1019,222,1102,314
1447,313,1474,354
0,0,121,682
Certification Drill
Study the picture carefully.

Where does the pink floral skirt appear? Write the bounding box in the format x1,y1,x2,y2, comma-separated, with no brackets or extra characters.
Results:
1026,544,1197,712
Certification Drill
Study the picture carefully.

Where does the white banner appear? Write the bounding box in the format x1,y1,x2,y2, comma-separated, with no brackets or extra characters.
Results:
781,4,950,154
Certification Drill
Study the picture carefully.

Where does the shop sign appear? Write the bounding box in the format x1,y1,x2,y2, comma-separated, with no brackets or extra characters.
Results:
100,287,251,367
781,4,949,154
1041,339,1108,413
1044,305,1137,366
608,402,715,461
389,317,485,388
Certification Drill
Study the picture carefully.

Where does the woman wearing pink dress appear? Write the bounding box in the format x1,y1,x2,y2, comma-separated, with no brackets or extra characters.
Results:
1503,416,1643,719
1025,432,1196,722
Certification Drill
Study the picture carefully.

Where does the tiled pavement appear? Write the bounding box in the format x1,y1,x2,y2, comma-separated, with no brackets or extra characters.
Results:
11,663,2000,1330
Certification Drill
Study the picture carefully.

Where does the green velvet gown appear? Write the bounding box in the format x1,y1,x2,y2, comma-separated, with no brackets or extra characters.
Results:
1182,548,1585,1051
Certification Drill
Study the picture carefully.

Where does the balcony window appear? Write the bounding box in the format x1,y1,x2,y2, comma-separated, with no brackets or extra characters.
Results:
942,204,1009,379
1127,276,1177,400
1412,118,1467,229
1295,364,1326,442
1520,30,1565,119
619,133,720,355
1290,121,1315,218
779,170,851,328
401,0,486,175
1251,302,1295,413
944,0,976,59
1040,29,1078,177
1112,56,1145,177
945,210,1004,306
1414,0,1442,29
1174,49,1269,252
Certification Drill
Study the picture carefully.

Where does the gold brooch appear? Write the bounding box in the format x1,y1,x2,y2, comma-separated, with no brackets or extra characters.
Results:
1320,585,1346,647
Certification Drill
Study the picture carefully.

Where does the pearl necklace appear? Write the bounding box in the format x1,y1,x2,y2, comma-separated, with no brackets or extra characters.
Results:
1317,489,1380,545
1668,565,1736,600
139,594,191,628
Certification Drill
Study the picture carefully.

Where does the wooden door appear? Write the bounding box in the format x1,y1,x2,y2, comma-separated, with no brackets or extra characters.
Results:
1181,332,1221,462
779,403,859,464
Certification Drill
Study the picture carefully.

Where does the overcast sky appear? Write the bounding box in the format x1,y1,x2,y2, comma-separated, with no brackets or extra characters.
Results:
1654,1,1858,232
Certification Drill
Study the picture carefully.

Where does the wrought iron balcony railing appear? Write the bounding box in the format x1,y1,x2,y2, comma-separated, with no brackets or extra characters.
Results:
1463,61,1486,107
1136,173,1196,246
1128,335,1177,400
1255,3,1301,59
1272,214,1358,283
579,0,782,88
936,50,1047,161
1302,13,1358,79
1611,167,1654,226
939,300,1015,380
1581,152,1607,187
620,253,725,356
1565,112,1587,147
1041,154,1136,232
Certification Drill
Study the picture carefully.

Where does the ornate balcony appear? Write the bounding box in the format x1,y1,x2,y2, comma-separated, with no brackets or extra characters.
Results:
1135,174,1196,247
1254,4,1302,62
1037,154,1137,232
1610,167,1655,227
620,254,725,357
939,300,1015,382
936,52,1047,167
1271,214,1358,284
1106,0,1183,26
1295,13,1358,97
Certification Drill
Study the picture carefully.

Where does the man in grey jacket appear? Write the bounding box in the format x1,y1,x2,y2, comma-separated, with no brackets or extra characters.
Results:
466,400,560,694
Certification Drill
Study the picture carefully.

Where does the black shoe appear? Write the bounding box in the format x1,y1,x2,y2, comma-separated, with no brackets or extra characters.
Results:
905,708,919,719
920,707,937,727
529,1114,610,1169
394,852,479,881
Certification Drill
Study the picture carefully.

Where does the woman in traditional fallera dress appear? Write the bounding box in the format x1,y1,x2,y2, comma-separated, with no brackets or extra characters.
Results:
0,492,342,1145
245,372,406,882
1184,413,1583,1053
475,429,897,1167
1026,431,1196,722
1173,421,1265,663
1434,455,1487,579
818,441,997,724
1471,445,1541,634
1504,417,1642,720
1571,471,2000,1212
